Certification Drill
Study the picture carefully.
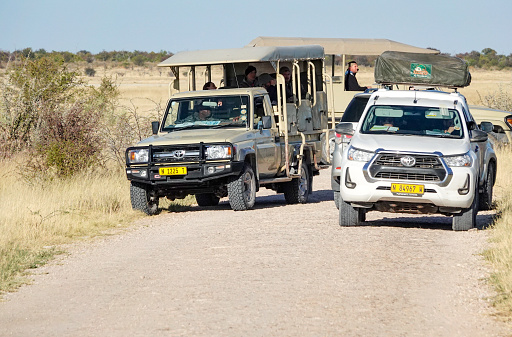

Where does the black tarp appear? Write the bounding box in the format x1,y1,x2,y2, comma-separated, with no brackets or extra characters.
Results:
374,51,471,88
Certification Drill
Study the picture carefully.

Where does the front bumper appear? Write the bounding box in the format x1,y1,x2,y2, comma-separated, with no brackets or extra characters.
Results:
126,161,245,189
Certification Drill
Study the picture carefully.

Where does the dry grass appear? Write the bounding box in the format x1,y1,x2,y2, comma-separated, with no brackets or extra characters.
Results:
485,146,512,319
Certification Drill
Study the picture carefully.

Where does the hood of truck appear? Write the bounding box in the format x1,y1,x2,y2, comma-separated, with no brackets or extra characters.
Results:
136,128,251,146
350,133,470,156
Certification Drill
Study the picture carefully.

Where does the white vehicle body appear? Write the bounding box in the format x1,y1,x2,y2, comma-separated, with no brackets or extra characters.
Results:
336,89,497,230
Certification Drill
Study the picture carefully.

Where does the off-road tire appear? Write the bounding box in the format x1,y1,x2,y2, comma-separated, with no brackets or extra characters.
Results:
227,163,256,211
195,193,220,206
334,190,340,210
452,190,478,231
339,196,365,226
283,163,311,204
130,181,159,215
479,164,495,211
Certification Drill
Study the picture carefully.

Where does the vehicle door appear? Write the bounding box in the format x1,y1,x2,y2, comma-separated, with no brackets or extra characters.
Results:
253,94,280,178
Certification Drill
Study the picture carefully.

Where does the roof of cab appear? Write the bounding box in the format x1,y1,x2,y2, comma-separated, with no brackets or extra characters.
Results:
158,45,324,67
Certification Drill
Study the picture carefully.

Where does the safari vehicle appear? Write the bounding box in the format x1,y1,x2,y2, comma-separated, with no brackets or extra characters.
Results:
126,45,333,214
334,51,497,231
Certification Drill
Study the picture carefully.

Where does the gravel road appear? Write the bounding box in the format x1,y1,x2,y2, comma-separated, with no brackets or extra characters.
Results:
0,170,509,336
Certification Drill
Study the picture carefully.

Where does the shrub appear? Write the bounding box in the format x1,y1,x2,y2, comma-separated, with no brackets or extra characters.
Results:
84,67,96,77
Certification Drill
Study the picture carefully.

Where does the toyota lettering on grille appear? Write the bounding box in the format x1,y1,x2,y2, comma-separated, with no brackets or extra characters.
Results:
400,156,416,167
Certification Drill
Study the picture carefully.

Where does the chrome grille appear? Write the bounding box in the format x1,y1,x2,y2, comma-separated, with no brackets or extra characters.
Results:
375,154,442,169
369,153,446,182
375,172,440,181
152,146,201,163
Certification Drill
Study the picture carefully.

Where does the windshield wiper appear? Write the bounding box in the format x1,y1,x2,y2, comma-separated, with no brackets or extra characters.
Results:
211,122,245,129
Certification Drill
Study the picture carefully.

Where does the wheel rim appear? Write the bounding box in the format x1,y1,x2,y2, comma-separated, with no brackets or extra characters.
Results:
242,171,254,202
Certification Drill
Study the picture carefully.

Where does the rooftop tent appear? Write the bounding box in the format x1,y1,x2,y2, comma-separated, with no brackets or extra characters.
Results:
158,45,325,67
246,37,440,56
374,51,471,88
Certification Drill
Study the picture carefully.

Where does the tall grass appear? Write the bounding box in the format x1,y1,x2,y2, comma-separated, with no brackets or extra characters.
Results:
0,157,138,292
485,145,512,319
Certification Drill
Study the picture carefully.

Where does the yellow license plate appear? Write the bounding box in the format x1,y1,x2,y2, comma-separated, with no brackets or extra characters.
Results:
391,183,424,196
159,167,187,176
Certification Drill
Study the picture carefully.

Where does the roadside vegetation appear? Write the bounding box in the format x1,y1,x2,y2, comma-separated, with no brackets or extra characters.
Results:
0,55,190,293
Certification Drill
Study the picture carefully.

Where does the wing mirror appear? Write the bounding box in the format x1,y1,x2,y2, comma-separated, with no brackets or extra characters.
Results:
152,121,160,135
335,122,355,136
480,121,494,133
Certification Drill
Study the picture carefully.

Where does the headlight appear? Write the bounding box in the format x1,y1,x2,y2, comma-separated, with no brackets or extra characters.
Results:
127,148,149,163
205,145,232,159
443,153,472,167
347,147,374,162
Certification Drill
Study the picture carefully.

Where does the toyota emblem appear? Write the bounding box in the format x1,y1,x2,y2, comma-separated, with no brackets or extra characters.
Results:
172,150,185,158
400,156,416,167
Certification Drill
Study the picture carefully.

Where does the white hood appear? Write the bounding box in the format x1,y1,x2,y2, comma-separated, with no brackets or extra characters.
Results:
350,133,470,156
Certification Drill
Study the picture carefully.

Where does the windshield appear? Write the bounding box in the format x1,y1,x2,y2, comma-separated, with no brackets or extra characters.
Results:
360,105,464,138
162,95,249,131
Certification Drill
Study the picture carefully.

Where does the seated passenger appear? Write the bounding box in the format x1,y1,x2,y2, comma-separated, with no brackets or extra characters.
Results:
240,66,257,87
203,82,217,90
279,66,306,102
258,73,277,104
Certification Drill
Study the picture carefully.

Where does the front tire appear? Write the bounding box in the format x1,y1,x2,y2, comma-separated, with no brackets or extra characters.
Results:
283,163,311,204
339,195,365,226
130,181,159,215
452,190,478,231
479,164,495,211
227,163,256,211
195,193,220,206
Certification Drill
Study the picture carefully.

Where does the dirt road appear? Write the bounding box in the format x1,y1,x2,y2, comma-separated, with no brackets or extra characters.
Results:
0,170,509,336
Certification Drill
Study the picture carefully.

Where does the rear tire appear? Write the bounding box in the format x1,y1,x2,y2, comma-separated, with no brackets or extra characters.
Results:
130,181,159,215
452,190,478,231
195,193,220,206
479,164,495,211
339,195,365,226
227,163,256,211
283,163,311,204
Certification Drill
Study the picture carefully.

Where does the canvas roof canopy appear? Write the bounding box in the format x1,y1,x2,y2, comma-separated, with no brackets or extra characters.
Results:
246,37,439,56
158,45,325,67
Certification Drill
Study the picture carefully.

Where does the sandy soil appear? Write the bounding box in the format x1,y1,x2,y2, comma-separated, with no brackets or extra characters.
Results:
0,170,510,336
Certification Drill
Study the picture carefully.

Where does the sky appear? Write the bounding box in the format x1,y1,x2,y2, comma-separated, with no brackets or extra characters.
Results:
1,0,511,56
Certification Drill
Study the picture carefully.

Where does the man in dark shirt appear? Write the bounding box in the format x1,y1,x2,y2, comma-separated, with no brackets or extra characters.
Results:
345,61,370,91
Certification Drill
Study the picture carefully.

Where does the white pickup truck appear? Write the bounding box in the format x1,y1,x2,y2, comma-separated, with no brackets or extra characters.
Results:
335,88,497,230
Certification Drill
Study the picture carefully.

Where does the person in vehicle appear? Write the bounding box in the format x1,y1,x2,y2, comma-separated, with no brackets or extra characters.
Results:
345,61,370,91
258,73,277,104
240,66,257,87
203,82,217,90
279,66,306,103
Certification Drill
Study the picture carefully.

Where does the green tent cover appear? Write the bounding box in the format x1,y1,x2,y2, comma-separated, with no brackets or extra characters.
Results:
374,51,471,88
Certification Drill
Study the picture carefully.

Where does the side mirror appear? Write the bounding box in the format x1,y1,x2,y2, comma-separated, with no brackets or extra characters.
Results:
261,115,272,129
151,121,160,135
480,121,494,133
335,122,355,136
466,120,477,130
470,129,488,142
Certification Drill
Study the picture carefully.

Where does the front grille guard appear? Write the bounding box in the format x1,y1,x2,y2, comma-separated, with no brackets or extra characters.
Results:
126,142,234,167
362,149,453,187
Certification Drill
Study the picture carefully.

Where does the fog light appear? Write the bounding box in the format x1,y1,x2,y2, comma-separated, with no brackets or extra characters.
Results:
207,167,215,174
140,170,147,178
